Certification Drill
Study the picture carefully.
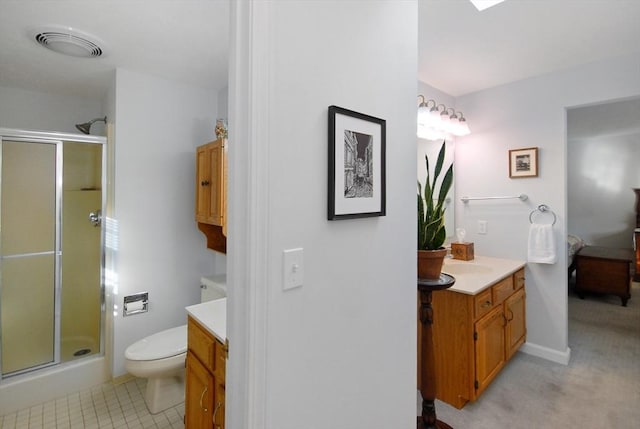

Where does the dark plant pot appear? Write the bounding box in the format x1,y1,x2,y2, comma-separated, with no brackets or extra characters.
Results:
418,248,447,280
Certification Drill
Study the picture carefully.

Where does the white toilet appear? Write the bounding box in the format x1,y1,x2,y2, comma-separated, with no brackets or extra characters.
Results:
124,275,226,414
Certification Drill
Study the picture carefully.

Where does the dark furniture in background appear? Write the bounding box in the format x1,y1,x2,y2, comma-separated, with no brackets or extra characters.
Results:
633,189,640,281
575,246,634,306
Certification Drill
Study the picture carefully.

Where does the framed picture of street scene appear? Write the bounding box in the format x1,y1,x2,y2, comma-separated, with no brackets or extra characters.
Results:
509,147,538,178
328,105,386,220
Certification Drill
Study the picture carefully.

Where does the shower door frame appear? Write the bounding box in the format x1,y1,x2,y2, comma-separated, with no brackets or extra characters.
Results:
0,128,107,379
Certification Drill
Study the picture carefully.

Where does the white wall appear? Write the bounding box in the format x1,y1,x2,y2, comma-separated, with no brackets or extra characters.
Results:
568,97,640,248
453,53,640,362
228,2,417,428
0,85,104,134
217,85,229,119
111,68,220,376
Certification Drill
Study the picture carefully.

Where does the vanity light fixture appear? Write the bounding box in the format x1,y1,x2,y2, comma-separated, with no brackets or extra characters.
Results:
417,95,470,139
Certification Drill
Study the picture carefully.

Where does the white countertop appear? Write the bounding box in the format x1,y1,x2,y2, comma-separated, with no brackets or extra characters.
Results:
441,255,526,295
186,297,227,343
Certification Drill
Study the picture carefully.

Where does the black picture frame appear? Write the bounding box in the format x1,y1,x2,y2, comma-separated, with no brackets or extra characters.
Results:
328,105,386,220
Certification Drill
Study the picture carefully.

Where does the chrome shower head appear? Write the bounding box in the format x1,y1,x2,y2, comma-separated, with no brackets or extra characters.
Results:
75,116,107,134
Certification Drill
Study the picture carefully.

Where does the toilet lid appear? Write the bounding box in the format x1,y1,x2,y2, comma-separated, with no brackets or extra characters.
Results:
125,325,187,361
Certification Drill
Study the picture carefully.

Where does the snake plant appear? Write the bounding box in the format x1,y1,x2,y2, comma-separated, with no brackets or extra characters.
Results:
417,141,453,250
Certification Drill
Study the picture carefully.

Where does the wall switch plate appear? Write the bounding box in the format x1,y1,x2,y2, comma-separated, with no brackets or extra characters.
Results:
283,248,304,290
478,220,488,234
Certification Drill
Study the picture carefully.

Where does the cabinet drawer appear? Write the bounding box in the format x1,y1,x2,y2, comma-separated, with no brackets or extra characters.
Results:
188,317,216,372
474,288,493,319
492,276,514,305
513,268,525,290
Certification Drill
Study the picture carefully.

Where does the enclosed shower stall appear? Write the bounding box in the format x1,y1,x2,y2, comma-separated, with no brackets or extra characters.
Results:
0,128,106,378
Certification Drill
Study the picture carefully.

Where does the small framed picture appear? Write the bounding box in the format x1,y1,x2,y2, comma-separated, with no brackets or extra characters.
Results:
509,147,538,178
328,105,386,220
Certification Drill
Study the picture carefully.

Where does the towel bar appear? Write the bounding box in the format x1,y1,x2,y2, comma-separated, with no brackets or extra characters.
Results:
460,194,528,203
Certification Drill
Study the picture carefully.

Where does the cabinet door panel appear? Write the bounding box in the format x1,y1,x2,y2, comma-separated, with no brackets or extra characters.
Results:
505,287,526,359
196,146,212,223
186,353,214,428
213,381,225,429
208,143,223,225
474,305,505,397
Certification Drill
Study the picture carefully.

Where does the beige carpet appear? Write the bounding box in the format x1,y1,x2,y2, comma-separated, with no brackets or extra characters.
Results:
428,281,640,429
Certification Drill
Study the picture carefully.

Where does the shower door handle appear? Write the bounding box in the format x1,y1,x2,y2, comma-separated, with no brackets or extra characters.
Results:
89,209,102,227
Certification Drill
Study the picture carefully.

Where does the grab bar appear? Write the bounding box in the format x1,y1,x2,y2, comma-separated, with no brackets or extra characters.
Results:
461,194,528,203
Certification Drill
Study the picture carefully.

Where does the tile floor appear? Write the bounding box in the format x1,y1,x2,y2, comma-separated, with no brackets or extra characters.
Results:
0,378,184,429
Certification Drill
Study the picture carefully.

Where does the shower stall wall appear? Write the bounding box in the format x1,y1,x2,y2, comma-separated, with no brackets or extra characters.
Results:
0,129,106,378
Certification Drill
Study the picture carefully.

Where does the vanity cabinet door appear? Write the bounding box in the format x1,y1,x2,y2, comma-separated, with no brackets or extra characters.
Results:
185,352,214,429
213,380,225,429
186,317,227,429
505,287,526,360
474,305,506,397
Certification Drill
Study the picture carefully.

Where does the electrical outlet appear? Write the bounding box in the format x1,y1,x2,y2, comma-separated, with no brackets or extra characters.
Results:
478,220,488,234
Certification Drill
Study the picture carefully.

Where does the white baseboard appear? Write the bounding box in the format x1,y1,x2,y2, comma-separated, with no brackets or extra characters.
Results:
520,342,571,365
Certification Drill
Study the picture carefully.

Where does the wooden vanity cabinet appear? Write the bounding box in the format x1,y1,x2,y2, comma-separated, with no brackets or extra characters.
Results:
185,316,226,429
195,138,227,253
431,268,526,408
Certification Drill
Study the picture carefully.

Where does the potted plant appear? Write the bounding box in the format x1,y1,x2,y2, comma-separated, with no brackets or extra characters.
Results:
417,141,453,279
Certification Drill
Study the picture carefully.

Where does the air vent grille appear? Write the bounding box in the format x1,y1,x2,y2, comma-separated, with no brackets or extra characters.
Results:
31,26,106,58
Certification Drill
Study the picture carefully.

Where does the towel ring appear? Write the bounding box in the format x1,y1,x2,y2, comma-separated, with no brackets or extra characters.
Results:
529,204,557,226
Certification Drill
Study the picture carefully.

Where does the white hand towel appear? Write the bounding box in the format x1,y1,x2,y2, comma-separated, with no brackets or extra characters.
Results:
527,223,557,264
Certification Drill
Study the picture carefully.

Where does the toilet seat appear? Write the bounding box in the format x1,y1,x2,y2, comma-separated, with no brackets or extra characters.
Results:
125,325,187,361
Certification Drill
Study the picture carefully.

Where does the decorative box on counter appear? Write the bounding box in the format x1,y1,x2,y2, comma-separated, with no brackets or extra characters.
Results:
451,242,474,261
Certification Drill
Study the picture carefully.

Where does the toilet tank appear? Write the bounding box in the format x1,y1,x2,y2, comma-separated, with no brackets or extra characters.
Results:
200,274,226,302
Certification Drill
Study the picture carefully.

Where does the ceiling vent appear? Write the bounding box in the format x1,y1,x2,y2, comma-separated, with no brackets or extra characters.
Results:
31,26,106,58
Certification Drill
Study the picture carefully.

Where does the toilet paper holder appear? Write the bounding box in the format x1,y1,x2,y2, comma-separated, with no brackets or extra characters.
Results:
124,292,149,317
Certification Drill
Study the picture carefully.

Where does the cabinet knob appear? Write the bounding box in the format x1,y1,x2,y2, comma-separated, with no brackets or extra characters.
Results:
201,180,210,186
481,300,492,308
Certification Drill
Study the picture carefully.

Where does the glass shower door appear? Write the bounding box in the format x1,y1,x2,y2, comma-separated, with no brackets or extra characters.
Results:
1,140,59,375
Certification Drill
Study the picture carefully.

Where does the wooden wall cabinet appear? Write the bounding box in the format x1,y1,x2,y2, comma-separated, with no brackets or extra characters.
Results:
195,139,227,253
185,316,226,429
431,268,526,408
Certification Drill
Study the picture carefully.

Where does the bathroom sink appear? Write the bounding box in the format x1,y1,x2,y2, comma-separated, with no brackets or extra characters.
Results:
442,263,493,275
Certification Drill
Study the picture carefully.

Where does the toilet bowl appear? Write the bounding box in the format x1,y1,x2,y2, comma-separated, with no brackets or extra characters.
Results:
125,276,226,414
124,325,187,414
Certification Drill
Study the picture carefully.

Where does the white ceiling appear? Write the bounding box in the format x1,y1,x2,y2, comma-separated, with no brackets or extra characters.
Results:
419,0,640,96
0,0,639,100
0,0,230,99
